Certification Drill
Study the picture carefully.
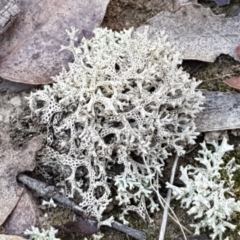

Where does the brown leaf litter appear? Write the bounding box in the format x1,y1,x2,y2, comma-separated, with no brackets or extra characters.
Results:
0,134,44,225
3,189,39,237
0,0,110,84
136,3,240,62
224,77,240,90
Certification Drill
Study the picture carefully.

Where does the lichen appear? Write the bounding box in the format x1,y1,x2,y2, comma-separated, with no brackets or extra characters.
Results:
24,226,60,240
167,138,240,240
27,26,203,224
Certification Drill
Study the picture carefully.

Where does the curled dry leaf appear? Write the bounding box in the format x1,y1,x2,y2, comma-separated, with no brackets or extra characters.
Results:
0,134,44,225
136,3,240,62
224,77,240,90
0,0,110,84
0,79,37,93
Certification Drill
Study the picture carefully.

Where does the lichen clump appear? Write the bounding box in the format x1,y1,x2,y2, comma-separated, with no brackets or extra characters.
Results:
24,226,60,240
27,27,203,223
167,138,240,240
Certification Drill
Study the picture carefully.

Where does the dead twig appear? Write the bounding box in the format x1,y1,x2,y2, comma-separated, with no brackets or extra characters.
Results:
141,154,192,239
17,173,146,240
158,155,187,240
202,74,232,81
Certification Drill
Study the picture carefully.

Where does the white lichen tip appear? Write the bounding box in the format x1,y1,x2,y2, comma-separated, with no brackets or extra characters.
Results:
41,198,57,208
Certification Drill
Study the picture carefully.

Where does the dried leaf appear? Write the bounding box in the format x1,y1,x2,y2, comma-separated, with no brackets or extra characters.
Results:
224,77,240,90
136,3,240,62
0,0,110,84
214,0,230,6
195,91,240,132
54,216,99,238
3,190,39,236
0,79,37,93
0,135,44,225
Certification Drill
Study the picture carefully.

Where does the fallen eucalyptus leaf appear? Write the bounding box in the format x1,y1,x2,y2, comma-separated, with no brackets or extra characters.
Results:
224,77,240,90
3,190,39,237
0,79,37,92
195,91,240,132
54,216,99,238
0,0,109,84
136,3,240,62
214,0,230,6
0,135,44,225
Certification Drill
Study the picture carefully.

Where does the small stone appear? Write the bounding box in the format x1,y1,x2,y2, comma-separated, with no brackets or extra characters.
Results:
9,96,22,107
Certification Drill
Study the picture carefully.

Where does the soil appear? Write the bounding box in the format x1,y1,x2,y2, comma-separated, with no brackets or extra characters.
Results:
1,1,240,240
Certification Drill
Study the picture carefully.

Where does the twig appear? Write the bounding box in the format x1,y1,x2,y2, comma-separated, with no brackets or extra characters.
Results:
185,144,199,154
158,155,187,240
202,74,231,81
18,173,85,215
111,221,146,240
17,173,146,240
141,155,192,238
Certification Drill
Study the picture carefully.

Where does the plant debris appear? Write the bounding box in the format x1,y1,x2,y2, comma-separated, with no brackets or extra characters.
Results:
224,77,240,90
0,0,110,84
18,174,147,240
137,3,240,62
0,135,44,225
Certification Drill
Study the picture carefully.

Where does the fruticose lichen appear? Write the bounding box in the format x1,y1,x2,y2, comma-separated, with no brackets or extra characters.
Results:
27,27,204,224
24,226,60,240
167,138,240,240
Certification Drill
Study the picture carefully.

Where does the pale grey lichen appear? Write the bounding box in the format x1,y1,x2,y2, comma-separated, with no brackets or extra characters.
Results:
167,138,240,240
27,27,203,224
24,226,60,240
41,198,57,208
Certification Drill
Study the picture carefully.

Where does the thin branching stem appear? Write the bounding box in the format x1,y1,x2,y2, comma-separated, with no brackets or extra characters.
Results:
159,154,185,240
142,154,191,240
